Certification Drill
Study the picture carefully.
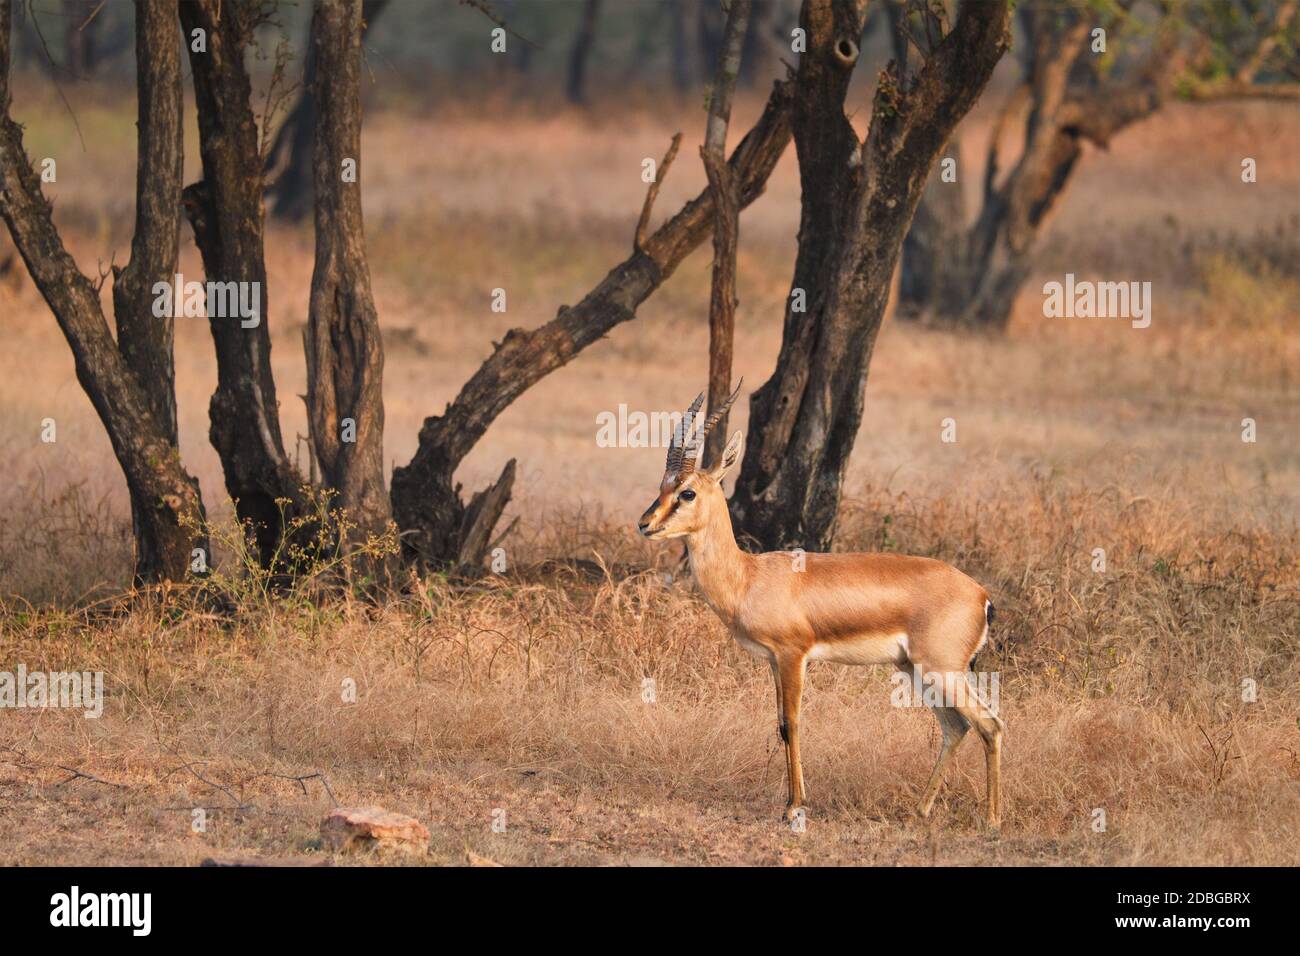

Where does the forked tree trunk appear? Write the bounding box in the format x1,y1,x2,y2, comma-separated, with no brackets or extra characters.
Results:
946,9,1093,330
304,0,392,565
0,0,208,584
180,0,308,569
730,0,1011,552
899,3,1235,331
390,78,795,569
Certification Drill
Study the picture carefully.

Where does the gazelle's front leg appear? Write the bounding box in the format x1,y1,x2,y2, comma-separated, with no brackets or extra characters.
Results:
768,657,784,748
775,653,807,820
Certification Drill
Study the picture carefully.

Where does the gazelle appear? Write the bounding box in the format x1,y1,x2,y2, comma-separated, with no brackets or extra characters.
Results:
638,387,1004,827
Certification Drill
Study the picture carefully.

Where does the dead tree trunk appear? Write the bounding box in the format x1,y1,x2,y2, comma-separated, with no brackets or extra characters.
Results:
112,0,201,580
304,0,392,563
701,0,751,467
390,79,795,569
566,0,601,105
729,0,1011,552
180,0,308,570
265,0,389,223
113,0,184,451
898,1,1298,330
0,0,208,584
946,7,1095,330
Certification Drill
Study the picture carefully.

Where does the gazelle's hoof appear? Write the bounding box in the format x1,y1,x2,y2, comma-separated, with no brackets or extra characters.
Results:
782,804,806,824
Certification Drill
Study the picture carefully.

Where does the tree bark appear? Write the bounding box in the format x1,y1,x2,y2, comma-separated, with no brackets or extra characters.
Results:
0,0,208,584
701,0,751,467
265,0,389,223
390,77,795,568
180,0,307,570
112,0,201,581
304,0,392,565
113,0,184,449
730,0,1011,551
566,0,601,105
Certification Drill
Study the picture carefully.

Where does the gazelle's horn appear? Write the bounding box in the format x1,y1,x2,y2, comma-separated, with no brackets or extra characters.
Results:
665,391,704,478
680,379,743,476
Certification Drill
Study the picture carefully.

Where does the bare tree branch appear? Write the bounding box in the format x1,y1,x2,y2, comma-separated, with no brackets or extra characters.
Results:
460,0,540,49
702,0,751,466
391,78,795,566
634,131,682,251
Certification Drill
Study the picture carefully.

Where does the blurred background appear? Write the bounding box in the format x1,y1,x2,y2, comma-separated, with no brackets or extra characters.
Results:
0,0,1296,600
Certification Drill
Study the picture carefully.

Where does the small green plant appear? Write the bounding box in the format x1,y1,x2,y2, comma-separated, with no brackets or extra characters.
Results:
180,485,401,614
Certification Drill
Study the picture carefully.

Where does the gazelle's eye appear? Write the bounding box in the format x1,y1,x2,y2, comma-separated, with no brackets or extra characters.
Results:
678,489,696,502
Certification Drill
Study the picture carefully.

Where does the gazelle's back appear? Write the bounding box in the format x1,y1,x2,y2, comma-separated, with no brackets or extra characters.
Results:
740,551,988,668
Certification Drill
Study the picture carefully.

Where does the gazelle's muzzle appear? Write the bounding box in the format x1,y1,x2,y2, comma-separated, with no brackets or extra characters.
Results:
637,498,666,537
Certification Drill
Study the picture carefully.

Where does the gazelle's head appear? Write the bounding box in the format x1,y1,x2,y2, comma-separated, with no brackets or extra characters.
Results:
638,385,744,540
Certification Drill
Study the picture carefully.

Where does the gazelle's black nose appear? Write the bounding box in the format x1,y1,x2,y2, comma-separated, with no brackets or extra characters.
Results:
637,520,650,534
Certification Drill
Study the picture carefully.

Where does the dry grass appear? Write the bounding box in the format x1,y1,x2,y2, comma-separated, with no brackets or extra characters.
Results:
0,82,1297,865
2,481,1295,866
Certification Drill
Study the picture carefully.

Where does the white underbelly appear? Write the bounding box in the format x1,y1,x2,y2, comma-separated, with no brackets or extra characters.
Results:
732,632,773,661
808,632,910,666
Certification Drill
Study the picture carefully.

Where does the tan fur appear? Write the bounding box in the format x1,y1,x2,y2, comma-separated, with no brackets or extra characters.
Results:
639,428,1004,827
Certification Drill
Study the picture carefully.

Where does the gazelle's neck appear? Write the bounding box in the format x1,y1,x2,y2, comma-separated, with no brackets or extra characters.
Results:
684,503,751,624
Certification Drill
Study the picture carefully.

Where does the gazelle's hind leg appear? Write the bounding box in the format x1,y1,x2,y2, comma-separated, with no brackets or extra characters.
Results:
953,678,1004,829
917,706,969,818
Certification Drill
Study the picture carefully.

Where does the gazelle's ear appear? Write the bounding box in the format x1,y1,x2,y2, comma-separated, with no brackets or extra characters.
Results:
708,430,744,482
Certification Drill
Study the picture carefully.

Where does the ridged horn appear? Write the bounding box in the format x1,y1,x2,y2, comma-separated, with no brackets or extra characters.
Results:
680,379,743,476
664,391,705,478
